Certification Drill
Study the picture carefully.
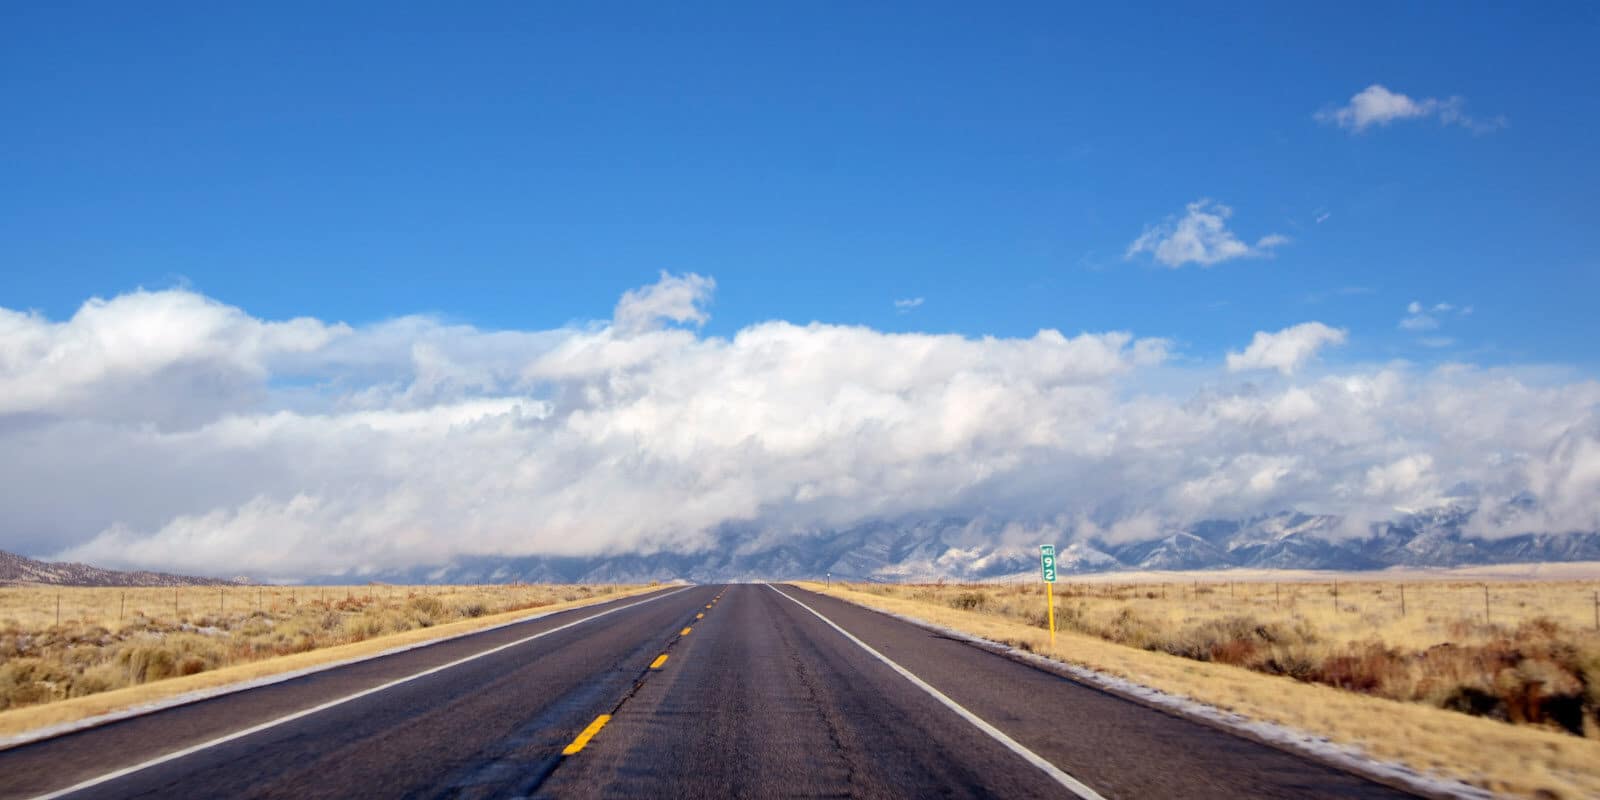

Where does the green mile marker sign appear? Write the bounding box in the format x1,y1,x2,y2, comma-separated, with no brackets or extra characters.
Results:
1040,544,1057,583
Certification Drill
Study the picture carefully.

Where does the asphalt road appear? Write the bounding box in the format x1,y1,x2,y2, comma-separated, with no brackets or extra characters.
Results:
0,584,1418,799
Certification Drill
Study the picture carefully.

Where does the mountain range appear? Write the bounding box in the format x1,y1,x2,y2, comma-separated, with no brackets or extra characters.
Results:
341,502,1600,585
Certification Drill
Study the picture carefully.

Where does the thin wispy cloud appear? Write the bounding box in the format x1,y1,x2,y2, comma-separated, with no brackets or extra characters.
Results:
1316,84,1506,134
1304,286,1374,305
1400,300,1472,333
894,297,925,313
1126,200,1289,268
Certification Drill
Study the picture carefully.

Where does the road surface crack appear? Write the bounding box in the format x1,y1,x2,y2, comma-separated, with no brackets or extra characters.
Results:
776,620,863,795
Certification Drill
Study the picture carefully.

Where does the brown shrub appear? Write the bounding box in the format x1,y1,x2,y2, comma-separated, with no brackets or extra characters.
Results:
1316,644,1402,693
0,584,631,713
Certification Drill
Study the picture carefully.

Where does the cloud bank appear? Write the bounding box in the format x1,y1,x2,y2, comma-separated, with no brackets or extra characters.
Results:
4,275,1598,578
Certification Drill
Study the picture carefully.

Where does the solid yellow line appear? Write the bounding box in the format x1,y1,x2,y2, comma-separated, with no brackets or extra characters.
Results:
649,653,669,669
680,627,692,636
562,714,611,755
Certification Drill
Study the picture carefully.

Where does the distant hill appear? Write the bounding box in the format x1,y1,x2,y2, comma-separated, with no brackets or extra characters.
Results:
0,549,243,587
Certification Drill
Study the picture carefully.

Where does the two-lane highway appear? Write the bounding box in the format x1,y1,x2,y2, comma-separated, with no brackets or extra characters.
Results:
0,584,1416,799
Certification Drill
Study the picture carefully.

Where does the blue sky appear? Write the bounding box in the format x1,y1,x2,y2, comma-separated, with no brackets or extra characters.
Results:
4,2,1596,367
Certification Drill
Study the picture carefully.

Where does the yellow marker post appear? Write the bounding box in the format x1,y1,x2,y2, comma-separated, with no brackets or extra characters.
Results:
1046,582,1056,646
1040,544,1058,646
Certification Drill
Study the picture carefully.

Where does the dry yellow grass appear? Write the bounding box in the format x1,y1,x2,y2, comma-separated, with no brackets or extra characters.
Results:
0,583,654,738
802,579,1600,800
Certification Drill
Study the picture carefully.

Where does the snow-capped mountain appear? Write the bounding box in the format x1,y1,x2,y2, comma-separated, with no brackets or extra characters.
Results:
325,501,1600,585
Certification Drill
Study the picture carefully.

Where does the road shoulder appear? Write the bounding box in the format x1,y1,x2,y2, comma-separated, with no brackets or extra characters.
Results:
791,582,1592,799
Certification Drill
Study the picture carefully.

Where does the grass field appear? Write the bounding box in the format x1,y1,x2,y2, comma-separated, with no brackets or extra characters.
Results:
849,576,1600,734
0,583,637,714
807,572,1600,798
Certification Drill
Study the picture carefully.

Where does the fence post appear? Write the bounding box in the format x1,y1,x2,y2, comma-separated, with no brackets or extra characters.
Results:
1483,584,1491,624
56,592,61,627
120,591,126,622
1399,583,1406,617
1274,582,1280,608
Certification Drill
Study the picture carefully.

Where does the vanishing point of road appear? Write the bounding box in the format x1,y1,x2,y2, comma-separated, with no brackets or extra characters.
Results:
0,584,1418,799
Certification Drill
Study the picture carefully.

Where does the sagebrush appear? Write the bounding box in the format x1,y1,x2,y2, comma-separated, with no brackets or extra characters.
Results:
876,578,1600,737
0,584,625,711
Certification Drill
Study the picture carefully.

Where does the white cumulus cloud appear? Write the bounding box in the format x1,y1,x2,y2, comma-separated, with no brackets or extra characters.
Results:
1226,322,1348,375
1126,200,1288,268
1315,84,1505,133
612,271,715,335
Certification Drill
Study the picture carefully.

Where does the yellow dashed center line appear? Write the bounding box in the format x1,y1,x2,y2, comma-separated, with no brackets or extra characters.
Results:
556,594,723,765
562,714,611,755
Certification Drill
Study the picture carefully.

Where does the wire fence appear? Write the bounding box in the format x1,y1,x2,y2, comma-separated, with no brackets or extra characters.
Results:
885,577,1600,633
0,584,607,631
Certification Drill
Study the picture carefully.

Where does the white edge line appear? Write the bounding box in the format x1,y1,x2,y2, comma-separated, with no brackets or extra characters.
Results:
765,583,1106,800
0,586,669,752
24,586,692,800
803,588,1491,800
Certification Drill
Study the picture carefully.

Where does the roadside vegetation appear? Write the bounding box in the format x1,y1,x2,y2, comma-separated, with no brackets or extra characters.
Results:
0,583,630,713
811,576,1600,799
856,578,1600,736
